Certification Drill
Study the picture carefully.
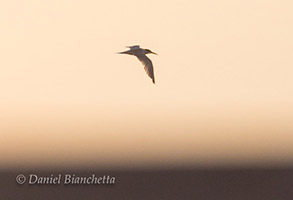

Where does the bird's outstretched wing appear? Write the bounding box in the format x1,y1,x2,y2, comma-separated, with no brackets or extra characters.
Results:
135,54,155,84
127,45,140,50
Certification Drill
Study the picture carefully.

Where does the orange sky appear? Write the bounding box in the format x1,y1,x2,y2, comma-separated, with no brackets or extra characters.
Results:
0,0,293,168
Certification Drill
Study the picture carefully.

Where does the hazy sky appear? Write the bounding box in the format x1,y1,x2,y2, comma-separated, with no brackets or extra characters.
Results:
1,0,293,168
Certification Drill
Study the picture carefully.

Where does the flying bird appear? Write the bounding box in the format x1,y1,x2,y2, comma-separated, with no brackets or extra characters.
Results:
118,45,157,84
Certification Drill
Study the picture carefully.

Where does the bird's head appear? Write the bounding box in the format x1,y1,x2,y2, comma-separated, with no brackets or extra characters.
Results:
144,49,157,55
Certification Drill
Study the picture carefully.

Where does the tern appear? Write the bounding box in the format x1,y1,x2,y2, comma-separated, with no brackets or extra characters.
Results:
118,45,157,84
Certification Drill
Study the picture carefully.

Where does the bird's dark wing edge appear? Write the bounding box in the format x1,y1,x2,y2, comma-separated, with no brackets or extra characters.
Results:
135,54,155,84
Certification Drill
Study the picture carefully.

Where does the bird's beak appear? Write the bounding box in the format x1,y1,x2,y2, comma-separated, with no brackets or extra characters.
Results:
152,51,158,55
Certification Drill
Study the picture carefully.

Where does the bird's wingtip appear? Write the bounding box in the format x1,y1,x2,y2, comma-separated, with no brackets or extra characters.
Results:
126,45,140,49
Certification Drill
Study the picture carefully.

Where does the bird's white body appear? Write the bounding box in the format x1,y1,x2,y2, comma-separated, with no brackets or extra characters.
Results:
118,45,157,84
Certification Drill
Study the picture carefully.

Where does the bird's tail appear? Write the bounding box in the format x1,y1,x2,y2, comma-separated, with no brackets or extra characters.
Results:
117,50,132,55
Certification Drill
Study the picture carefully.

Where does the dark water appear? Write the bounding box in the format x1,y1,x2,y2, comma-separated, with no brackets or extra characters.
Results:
1,167,293,199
